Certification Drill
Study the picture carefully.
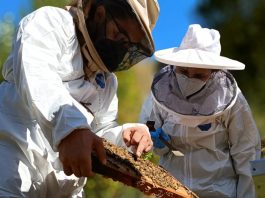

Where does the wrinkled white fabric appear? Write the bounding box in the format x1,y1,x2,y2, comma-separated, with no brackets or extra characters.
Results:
0,6,143,197
154,24,245,70
140,66,261,198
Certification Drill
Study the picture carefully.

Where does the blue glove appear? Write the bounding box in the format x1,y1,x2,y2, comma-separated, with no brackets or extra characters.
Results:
150,128,170,149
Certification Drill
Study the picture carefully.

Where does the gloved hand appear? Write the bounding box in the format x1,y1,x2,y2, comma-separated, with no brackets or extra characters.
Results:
150,128,170,149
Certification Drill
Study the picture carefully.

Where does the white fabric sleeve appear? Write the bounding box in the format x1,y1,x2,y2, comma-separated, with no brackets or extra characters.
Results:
93,93,121,144
139,92,170,155
227,93,261,198
95,92,150,148
12,8,93,151
139,93,154,124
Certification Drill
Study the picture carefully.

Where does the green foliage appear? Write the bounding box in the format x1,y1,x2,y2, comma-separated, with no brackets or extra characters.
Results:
142,152,154,161
84,174,153,198
0,14,15,81
116,60,156,123
140,152,160,165
32,0,69,8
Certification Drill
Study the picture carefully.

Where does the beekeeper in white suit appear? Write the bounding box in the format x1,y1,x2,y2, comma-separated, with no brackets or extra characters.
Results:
140,24,261,198
0,0,159,197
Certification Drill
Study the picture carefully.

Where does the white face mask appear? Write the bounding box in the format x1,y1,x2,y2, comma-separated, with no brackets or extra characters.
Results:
176,73,206,98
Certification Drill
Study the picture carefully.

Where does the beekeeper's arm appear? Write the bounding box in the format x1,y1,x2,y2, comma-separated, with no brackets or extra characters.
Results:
59,80,152,175
139,93,170,155
227,93,261,198
93,86,152,156
12,8,106,177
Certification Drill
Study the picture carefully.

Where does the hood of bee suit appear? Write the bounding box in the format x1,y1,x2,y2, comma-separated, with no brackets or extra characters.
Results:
67,0,160,77
127,0,160,51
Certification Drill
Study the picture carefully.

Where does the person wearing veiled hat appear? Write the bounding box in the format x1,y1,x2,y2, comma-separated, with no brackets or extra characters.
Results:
140,24,260,198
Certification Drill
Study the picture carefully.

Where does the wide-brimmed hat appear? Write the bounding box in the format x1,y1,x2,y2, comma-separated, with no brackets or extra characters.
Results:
154,24,245,70
127,0,159,51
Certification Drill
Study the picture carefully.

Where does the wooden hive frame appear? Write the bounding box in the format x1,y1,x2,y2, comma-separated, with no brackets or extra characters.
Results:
92,139,199,198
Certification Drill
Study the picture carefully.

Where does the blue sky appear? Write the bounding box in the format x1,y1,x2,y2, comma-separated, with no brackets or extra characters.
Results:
0,0,32,22
153,0,200,50
0,0,201,50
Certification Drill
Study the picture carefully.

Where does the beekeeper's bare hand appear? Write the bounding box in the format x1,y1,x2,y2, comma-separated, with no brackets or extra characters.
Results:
58,129,106,177
123,125,153,157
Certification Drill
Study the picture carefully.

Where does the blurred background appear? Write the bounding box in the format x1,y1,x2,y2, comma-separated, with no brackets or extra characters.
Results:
0,0,265,197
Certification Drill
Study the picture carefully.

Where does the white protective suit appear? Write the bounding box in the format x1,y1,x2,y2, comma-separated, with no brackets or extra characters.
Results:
140,66,261,198
0,6,146,197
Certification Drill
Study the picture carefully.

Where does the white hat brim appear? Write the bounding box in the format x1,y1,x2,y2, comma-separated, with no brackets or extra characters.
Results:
154,47,245,70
